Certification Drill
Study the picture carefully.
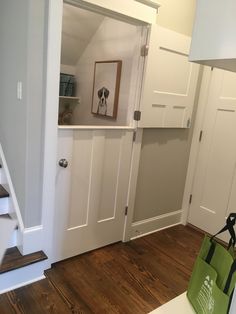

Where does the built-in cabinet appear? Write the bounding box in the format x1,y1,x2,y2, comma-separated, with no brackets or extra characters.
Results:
190,0,236,73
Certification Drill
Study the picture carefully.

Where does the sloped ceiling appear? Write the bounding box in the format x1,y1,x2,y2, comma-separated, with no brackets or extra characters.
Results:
61,3,104,66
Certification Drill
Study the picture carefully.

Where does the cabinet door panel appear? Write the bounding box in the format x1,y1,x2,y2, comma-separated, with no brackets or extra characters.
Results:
139,25,199,128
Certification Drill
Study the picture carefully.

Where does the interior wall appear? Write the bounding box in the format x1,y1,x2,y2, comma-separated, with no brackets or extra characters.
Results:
71,17,141,126
0,0,45,227
157,0,196,36
133,0,198,222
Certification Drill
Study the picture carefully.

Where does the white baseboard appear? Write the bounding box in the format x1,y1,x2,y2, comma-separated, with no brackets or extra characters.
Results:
18,225,44,255
0,261,47,294
131,210,182,240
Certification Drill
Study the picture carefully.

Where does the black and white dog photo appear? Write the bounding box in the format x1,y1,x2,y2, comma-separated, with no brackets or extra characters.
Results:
97,87,110,115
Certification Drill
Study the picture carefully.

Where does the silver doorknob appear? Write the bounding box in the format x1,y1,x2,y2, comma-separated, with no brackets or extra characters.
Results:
59,158,68,168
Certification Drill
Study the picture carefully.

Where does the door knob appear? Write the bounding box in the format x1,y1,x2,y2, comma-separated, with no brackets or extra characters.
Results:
59,158,68,168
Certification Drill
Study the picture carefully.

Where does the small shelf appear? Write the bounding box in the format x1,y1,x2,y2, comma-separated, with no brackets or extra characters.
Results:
59,96,80,100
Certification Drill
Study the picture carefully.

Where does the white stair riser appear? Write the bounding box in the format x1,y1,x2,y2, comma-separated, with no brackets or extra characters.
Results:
0,260,48,294
0,170,7,185
0,198,9,214
7,229,17,248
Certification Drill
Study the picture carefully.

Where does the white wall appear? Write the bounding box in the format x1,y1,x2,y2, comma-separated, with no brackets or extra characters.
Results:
0,0,45,227
133,0,198,222
60,64,76,75
72,17,141,126
157,0,196,36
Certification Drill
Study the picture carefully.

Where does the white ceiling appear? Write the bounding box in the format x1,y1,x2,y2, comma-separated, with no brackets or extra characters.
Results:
61,3,104,66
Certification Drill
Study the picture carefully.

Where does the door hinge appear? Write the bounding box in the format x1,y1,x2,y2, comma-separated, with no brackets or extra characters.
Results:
199,130,203,142
134,110,141,121
187,118,191,128
125,206,128,216
141,44,149,57
133,131,137,142
189,194,193,205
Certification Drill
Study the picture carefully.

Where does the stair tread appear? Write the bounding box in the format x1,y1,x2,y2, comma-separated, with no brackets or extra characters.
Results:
0,214,18,229
0,185,9,198
0,247,47,274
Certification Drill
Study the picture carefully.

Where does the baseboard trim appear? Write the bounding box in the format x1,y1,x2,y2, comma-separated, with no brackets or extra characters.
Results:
131,210,182,240
0,260,47,294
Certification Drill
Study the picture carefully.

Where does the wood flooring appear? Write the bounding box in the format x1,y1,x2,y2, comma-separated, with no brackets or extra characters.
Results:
0,225,204,313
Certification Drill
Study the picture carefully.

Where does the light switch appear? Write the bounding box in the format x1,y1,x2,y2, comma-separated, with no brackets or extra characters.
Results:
17,81,23,100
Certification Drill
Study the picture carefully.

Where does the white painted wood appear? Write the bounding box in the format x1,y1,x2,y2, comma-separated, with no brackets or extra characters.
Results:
190,0,236,73
188,68,236,238
65,0,157,25
0,261,47,294
182,66,211,225
123,129,143,241
0,144,24,231
45,0,153,264
134,0,160,10
41,0,63,268
149,293,194,314
139,25,200,128
18,225,44,256
0,275,45,295
131,210,182,239
0,218,17,263
58,126,136,130
0,198,9,215
54,129,133,262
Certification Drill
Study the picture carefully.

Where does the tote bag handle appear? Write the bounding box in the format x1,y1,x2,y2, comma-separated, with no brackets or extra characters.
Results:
206,213,236,264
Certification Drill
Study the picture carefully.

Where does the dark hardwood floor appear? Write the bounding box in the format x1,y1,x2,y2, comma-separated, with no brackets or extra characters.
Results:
0,225,204,313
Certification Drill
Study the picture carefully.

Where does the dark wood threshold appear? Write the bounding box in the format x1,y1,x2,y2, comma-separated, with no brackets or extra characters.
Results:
0,185,9,198
0,247,47,274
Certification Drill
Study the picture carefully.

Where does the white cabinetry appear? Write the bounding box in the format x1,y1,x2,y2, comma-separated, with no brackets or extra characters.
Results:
190,0,236,72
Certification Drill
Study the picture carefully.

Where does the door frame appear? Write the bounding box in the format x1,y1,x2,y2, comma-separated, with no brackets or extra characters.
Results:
43,0,158,263
181,66,213,225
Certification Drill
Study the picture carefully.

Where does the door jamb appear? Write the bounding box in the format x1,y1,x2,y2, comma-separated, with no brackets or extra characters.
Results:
41,0,63,265
181,66,213,225
123,128,143,241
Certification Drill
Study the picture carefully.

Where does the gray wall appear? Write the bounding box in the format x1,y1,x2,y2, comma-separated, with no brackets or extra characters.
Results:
133,0,198,222
0,0,46,227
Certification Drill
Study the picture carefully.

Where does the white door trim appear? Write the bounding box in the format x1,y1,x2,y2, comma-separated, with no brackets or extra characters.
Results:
41,0,63,265
181,66,213,225
123,128,143,241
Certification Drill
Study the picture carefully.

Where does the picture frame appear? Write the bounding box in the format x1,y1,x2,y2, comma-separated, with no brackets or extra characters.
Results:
91,60,122,119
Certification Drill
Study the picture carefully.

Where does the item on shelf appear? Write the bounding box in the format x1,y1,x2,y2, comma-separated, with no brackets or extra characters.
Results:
58,103,73,125
59,73,76,96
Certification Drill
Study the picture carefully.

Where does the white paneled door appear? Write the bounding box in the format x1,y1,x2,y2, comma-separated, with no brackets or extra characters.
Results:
188,69,236,239
54,129,133,262
139,25,199,128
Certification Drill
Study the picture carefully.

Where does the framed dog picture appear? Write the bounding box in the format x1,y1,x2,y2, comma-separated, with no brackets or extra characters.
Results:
91,60,122,119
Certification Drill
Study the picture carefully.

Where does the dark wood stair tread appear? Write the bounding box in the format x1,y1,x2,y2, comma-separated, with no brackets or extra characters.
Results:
0,247,47,274
0,185,9,198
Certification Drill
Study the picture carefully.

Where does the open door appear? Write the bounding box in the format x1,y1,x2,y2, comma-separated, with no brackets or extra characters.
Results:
139,25,200,128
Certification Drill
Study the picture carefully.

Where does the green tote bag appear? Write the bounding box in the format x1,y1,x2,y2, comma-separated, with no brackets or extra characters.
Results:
187,213,236,314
